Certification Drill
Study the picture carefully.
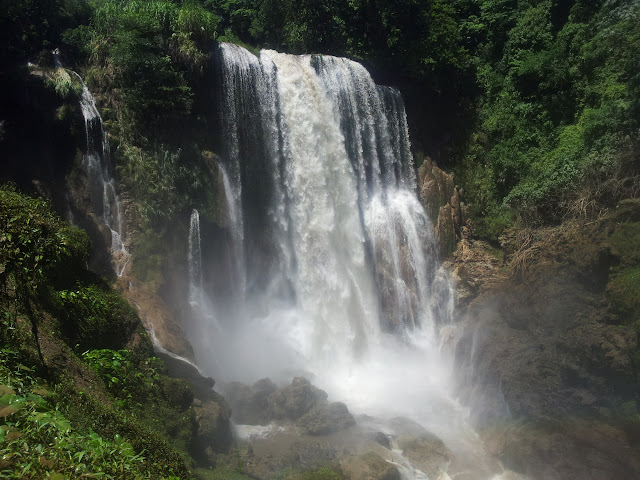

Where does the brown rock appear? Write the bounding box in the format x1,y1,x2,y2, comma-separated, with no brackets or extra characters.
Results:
268,377,328,420
340,452,401,480
417,157,465,257
397,432,452,479
117,278,195,361
225,378,277,425
297,401,356,435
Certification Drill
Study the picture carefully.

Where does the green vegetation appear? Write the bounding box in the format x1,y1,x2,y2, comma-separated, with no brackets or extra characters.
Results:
610,222,640,263
1,1,640,477
607,220,640,326
608,266,640,323
5,1,637,241
0,348,151,480
118,146,216,227
456,0,640,237
0,187,202,478
56,286,139,350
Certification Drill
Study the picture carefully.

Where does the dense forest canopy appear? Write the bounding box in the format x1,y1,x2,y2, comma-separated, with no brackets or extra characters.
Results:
1,0,639,237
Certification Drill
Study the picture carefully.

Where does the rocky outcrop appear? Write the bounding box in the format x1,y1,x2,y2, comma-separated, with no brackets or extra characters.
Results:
447,200,640,479
225,378,277,425
268,377,329,421
297,401,356,435
396,432,452,479
156,347,232,462
224,377,356,436
482,418,640,480
417,156,466,257
193,390,233,460
117,277,195,361
340,452,401,480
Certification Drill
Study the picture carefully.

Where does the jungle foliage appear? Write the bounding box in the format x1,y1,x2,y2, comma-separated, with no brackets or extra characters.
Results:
0,187,198,479
1,1,639,233
454,0,640,237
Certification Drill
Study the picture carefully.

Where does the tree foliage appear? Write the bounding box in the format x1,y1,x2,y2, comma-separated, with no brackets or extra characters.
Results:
0,188,197,478
0,186,90,301
456,0,640,237
3,0,638,238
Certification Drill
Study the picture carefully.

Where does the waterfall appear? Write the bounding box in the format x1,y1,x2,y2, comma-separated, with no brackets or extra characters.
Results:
188,209,202,307
188,44,496,471
54,50,130,276
208,44,444,357
176,42,520,478
219,165,247,301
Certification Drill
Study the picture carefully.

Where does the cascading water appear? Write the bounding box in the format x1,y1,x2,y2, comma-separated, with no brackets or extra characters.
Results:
185,208,221,364
188,209,203,307
207,42,445,384
54,51,130,276
190,44,515,479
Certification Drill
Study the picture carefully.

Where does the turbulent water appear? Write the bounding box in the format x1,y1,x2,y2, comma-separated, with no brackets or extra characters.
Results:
185,43,507,479
199,44,447,374
54,51,129,275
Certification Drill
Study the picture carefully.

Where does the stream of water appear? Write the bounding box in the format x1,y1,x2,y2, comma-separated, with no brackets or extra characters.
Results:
54,50,130,276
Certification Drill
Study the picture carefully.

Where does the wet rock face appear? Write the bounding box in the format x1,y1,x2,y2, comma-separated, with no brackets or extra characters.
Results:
372,431,391,449
224,377,356,435
484,419,640,480
340,452,401,480
448,201,640,479
118,278,195,361
417,156,466,257
397,432,452,479
225,378,277,425
268,377,329,421
155,350,232,461
297,401,356,435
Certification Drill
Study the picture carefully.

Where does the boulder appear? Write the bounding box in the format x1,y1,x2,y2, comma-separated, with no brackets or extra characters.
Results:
372,431,391,449
225,378,277,425
397,431,452,479
268,377,328,420
297,401,356,435
194,390,232,456
340,452,401,480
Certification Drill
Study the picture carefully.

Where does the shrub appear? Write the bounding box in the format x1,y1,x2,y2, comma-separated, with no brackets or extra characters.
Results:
607,267,640,324
0,348,178,480
0,187,91,298
56,285,138,350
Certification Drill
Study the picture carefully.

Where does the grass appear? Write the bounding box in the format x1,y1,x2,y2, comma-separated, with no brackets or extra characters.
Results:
194,465,253,480
609,222,640,263
607,266,640,324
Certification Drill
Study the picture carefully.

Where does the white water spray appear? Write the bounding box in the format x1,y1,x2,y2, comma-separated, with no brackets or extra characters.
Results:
188,209,203,307
54,50,130,276
189,44,514,479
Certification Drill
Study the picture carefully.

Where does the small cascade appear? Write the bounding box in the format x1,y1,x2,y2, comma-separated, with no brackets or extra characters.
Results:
53,50,130,276
188,209,203,307
219,166,247,301
184,208,220,368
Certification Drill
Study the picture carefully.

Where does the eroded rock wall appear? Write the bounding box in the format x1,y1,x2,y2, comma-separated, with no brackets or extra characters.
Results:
446,200,640,480
417,155,466,257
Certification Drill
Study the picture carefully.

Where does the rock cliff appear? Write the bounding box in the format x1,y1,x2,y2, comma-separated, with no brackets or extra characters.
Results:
417,156,466,257
445,200,640,480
